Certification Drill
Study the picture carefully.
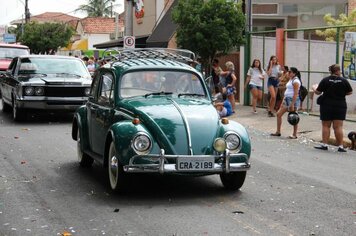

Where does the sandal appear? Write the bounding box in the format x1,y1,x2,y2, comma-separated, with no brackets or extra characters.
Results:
270,132,281,137
288,135,297,139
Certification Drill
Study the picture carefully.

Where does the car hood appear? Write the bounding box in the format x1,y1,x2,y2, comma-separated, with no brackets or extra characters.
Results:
122,97,219,155
0,59,11,71
19,75,92,85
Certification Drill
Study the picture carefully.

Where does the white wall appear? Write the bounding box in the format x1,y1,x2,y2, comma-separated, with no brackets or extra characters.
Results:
246,36,356,113
86,34,111,50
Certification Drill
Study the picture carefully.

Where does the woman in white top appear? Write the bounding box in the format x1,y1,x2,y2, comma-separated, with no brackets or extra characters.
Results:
271,67,301,139
266,56,282,117
245,59,266,113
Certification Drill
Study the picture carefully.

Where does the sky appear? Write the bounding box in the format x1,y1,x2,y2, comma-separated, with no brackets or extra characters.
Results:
0,0,124,25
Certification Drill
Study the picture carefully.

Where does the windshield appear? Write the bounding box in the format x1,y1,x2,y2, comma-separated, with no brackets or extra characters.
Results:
0,47,29,59
120,70,207,98
18,57,91,78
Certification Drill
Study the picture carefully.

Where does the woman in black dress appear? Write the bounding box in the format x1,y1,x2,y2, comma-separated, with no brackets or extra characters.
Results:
313,64,353,152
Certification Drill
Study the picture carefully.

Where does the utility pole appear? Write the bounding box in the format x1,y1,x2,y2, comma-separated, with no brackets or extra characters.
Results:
25,0,30,23
124,0,133,36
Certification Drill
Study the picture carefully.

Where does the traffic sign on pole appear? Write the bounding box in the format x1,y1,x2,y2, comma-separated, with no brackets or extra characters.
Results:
123,36,135,49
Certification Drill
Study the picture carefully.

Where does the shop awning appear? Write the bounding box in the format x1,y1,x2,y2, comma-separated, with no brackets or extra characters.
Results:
146,1,177,47
93,35,149,49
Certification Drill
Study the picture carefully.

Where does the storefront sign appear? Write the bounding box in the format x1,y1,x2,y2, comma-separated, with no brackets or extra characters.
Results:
343,32,356,80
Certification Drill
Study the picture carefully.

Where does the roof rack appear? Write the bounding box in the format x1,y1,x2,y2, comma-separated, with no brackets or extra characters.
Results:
102,48,195,64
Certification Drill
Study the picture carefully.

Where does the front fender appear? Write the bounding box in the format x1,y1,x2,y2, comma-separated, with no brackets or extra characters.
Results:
107,121,153,166
71,106,89,149
217,120,251,159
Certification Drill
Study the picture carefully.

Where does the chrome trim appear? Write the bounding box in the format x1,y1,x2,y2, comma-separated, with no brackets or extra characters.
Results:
131,132,152,155
123,149,250,174
224,131,242,153
169,98,193,155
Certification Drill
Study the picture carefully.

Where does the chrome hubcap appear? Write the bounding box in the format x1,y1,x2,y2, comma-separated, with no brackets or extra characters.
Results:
109,144,118,188
77,130,82,162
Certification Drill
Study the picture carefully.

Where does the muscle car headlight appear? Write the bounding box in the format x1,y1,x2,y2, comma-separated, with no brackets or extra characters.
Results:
35,87,44,96
224,132,242,152
84,88,91,96
213,138,226,153
24,86,34,96
132,133,152,155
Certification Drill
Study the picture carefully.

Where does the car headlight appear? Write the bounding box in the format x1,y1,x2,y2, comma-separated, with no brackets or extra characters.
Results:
84,88,91,96
213,138,226,153
35,87,44,96
24,86,34,95
224,132,242,152
132,132,152,155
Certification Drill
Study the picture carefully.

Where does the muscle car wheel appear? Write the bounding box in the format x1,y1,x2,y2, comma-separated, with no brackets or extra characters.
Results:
1,99,11,112
12,99,25,121
108,141,126,191
77,128,94,167
220,171,247,191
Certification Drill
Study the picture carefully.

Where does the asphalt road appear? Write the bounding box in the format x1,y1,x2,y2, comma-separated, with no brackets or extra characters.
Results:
0,107,355,236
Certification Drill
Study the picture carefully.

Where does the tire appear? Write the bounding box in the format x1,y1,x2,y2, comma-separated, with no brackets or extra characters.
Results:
1,98,11,112
12,98,25,121
77,128,94,167
220,171,247,191
107,141,127,192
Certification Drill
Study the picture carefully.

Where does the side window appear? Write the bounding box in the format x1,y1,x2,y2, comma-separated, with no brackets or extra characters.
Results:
91,72,101,100
98,73,114,106
8,58,18,74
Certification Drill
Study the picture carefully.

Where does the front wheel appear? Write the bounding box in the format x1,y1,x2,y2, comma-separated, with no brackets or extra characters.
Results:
220,171,246,191
107,141,127,192
2,98,11,112
77,128,94,167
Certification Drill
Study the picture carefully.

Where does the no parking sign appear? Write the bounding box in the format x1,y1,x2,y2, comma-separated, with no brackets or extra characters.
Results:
124,36,135,49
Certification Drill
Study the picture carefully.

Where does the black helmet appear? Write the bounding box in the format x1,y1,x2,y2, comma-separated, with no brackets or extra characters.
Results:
287,111,300,125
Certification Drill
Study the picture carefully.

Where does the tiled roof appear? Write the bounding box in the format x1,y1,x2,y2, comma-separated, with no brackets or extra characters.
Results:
80,17,121,34
31,12,80,23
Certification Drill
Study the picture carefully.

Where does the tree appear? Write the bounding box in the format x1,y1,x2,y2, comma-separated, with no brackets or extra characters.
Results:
316,9,356,42
76,0,115,17
172,0,245,72
18,22,73,54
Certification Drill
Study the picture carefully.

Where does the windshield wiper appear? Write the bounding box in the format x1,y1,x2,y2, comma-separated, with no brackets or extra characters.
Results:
178,93,205,98
144,92,173,98
55,73,81,78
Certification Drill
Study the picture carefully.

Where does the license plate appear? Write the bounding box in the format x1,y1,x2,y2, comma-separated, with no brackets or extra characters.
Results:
177,157,214,171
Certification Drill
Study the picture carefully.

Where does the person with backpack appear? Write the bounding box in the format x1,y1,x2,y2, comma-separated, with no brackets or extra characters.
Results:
270,67,301,139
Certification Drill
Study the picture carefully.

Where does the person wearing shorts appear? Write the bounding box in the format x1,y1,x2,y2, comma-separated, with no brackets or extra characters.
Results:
313,64,353,152
245,59,266,113
271,67,301,139
266,56,282,117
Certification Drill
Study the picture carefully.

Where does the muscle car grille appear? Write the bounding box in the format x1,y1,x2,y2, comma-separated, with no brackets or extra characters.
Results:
44,87,86,97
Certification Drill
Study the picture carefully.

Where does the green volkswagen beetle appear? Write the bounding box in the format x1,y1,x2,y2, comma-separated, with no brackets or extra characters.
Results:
72,49,251,191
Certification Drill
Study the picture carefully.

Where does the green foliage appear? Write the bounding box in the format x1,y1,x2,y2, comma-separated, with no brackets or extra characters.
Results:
316,9,356,41
76,0,114,17
18,22,73,54
172,0,245,66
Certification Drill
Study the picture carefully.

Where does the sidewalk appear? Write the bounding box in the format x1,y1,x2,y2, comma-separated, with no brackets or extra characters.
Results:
230,104,355,148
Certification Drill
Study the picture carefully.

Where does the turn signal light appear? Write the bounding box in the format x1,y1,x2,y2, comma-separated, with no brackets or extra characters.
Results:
132,118,140,125
221,118,229,124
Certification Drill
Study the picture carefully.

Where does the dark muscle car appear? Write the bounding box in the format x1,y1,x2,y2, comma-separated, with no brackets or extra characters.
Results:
0,55,92,121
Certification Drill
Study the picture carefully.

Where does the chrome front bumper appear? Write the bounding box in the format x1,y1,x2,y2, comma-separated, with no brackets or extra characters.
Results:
123,149,250,174
17,97,87,110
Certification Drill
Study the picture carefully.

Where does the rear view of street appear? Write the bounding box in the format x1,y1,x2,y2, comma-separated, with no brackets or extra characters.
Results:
0,104,355,236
